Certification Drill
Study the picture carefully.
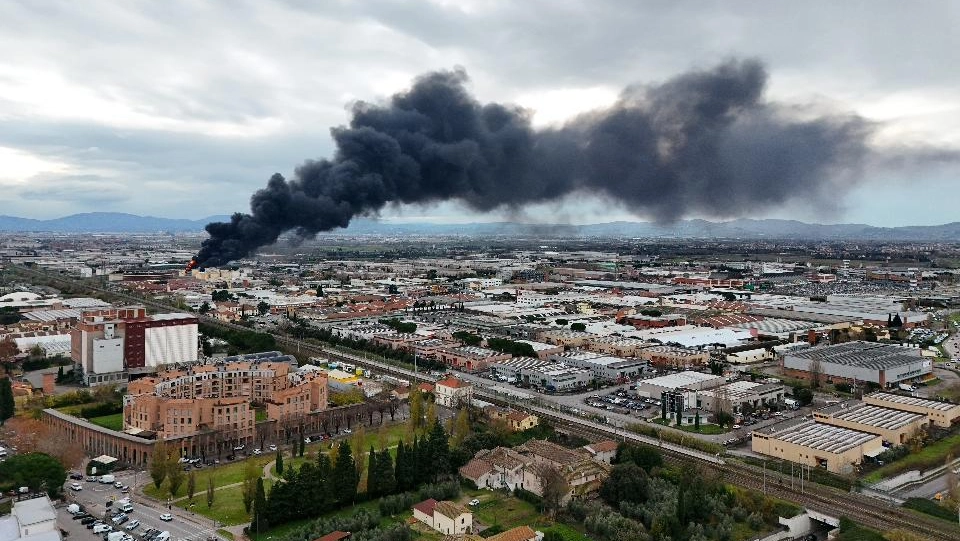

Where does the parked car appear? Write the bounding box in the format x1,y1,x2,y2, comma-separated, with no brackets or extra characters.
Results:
86,476,97,482
252,448,262,455
125,520,141,531
70,472,84,480
468,498,480,506
233,444,244,451
114,481,123,488
268,444,277,451
159,513,173,522
93,524,112,534
70,483,83,491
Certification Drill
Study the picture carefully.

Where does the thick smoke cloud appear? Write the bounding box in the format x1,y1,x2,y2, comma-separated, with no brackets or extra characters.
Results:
196,59,871,266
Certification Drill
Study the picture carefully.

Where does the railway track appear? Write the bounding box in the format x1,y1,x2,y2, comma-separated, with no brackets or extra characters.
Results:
10,267,960,540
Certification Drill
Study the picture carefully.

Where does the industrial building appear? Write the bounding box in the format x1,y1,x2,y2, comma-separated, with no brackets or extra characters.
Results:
698,380,785,413
781,341,932,387
548,350,648,382
521,363,592,392
635,371,725,400
751,418,884,474
863,392,960,428
437,346,512,373
813,402,926,445
489,357,552,381
70,306,198,386
636,345,710,369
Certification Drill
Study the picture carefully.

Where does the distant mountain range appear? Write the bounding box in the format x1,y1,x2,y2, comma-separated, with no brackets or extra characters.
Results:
0,212,959,241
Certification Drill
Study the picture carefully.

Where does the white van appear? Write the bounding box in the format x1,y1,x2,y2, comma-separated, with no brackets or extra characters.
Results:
99,474,116,484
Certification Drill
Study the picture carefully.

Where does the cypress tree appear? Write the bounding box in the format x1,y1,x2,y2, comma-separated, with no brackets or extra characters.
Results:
316,453,333,513
0,378,14,425
428,420,450,480
394,441,407,492
379,448,395,495
252,477,269,533
332,441,357,505
367,445,378,498
276,450,284,476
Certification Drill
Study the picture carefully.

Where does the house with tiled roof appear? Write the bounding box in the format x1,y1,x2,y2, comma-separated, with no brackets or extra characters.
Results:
582,440,618,465
411,499,472,535
516,439,612,501
313,532,351,541
458,447,534,491
486,526,538,541
435,377,473,407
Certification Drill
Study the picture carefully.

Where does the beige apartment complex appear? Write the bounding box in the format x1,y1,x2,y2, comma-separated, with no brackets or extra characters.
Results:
124,359,328,453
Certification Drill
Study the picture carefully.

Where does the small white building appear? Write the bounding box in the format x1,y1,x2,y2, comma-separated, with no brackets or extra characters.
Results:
0,496,60,541
435,377,473,408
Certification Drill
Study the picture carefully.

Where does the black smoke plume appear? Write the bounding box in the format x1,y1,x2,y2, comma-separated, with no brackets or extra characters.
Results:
196,59,871,267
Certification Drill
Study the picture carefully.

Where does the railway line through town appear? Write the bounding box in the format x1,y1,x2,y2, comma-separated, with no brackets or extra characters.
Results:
9,267,960,541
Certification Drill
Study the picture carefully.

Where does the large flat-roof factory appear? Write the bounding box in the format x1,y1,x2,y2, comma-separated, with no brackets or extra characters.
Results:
781,341,932,387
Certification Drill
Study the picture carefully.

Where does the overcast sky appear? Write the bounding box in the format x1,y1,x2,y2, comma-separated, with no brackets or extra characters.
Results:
1,0,958,226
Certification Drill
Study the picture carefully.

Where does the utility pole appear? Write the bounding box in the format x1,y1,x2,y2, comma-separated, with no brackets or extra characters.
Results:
763,460,766,494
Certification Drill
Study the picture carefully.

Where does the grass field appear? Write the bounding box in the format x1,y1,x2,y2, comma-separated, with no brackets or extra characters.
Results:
88,413,123,431
864,433,960,483
144,455,274,499
174,479,275,525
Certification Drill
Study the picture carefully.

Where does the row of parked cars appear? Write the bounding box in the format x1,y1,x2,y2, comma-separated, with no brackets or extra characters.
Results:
585,391,661,413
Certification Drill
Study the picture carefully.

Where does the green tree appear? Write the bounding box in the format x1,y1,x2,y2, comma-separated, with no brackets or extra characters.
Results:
206,475,215,508
425,400,437,429
600,463,649,506
408,388,424,432
149,440,170,489
166,454,185,497
615,443,664,472
0,452,67,498
241,459,259,513
198,302,211,314
257,301,270,316
299,435,305,457
332,440,358,504
450,407,470,448
570,322,586,332
427,420,450,480
186,469,196,501
252,477,269,533
694,411,701,431
0,377,14,425
276,450,284,476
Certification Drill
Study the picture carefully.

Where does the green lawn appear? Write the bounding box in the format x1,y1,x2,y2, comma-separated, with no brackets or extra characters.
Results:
864,433,960,483
89,413,124,431
144,455,274,499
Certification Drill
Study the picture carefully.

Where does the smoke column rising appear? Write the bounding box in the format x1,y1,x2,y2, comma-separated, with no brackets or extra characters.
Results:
196,59,871,267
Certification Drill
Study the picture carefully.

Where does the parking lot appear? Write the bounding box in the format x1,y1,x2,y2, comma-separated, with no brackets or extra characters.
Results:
584,389,661,416
62,471,222,541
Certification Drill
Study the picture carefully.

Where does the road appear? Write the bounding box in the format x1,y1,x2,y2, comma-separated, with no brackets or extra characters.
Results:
63,470,222,541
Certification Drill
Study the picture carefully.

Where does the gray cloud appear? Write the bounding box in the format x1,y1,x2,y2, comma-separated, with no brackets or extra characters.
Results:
0,1,957,224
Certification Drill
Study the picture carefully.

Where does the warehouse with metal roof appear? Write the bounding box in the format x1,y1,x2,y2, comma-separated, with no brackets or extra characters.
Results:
781,341,932,386
863,392,960,428
751,418,884,474
813,401,926,445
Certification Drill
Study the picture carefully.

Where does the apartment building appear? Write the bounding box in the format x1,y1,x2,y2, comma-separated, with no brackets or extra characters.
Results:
123,356,327,452
70,306,198,386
